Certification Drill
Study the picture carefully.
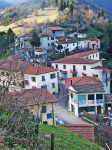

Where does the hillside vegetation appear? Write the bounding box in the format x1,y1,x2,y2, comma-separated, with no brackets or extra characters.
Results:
79,0,112,16
40,125,105,150
0,8,58,35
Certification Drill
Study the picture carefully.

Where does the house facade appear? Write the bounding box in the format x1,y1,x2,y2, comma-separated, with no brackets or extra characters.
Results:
24,65,58,94
47,26,65,36
55,37,88,52
52,50,111,94
39,33,56,50
66,76,105,117
16,34,33,49
0,60,30,92
9,88,57,125
34,48,47,64
88,38,100,50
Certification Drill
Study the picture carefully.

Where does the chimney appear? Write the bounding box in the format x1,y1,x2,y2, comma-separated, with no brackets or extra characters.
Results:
70,80,73,86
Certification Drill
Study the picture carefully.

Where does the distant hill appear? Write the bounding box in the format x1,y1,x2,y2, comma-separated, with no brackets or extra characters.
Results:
79,0,112,16
0,0,11,8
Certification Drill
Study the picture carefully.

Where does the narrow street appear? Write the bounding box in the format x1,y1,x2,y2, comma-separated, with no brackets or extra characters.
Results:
54,81,89,125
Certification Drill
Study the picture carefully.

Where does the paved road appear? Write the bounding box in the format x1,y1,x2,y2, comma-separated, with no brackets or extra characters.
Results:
54,81,89,125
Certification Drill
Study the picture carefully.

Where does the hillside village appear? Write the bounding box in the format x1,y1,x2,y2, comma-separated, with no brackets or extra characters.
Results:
0,0,112,149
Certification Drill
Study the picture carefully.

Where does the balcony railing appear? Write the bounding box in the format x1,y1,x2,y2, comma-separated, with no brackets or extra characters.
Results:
96,99,103,104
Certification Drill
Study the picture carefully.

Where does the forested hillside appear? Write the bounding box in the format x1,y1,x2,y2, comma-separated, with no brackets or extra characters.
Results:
79,0,112,16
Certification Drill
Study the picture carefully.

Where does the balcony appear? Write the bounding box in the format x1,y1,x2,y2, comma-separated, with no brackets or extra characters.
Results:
96,99,103,104
88,100,95,104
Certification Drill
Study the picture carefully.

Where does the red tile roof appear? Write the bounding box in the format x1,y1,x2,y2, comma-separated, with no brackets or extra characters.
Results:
92,66,112,73
52,56,100,64
65,76,104,93
48,26,64,31
18,34,32,39
56,39,76,44
74,50,99,58
39,32,53,37
34,48,46,52
24,65,57,75
8,88,57,107
65,76,100,88
64,124,94,140
0,60,31,73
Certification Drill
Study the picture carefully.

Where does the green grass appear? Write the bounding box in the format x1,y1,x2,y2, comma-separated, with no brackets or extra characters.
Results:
40,125,105,150
0,53,10,60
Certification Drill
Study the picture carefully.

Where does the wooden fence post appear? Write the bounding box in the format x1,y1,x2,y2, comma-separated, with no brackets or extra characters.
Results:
51,133,55,150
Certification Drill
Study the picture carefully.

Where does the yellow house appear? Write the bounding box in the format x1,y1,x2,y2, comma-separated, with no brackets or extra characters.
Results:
9,88,57,125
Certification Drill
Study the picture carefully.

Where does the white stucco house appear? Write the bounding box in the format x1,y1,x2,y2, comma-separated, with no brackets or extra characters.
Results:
54,37,88,52
47,26,65,36
65,76,105,117
39,33,56,50
68,32,87,39
52,50,111,94
24,65,58,94
16,34,33,49
34,48,47,64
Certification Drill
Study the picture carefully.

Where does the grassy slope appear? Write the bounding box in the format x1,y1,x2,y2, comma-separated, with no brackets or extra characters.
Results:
0,8,58,35
40,125,105,150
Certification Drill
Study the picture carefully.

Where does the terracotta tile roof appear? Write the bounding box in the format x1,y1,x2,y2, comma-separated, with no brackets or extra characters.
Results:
34,48,46,52
24,65,57,75
74,50,99,58
48,26,64,31
18,34,32,39
52,56,100,64
0,60,31,73
88,38,100,41
92,66,112,73
65,76,104,93
39,32,53,37
8,88,57,107
64,124,94,140
56,39,76,44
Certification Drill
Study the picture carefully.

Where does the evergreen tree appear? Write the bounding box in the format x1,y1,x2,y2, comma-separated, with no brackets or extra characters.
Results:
59,0,65,11
30,30,41,48
7,28,15,47
55,0,58,6
69,2,74,17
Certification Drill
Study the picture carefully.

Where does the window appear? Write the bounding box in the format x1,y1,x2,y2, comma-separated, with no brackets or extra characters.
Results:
73,44,74,46
41,85,47,89
42,105,47,113
88,94,95,100
96,94,103,99
24,80,29,85
93,55,94,58
73,65,76,71
88,106,95,112
31,77,36,82
56,64,58,69
52,83,55,88
83,73,87,76
71,93,73,98
50,73,56,79
67,44,68,47
1,72,4,75
48,37,49,40
63,65,66,69
43,121,48,124
90,56,91,59
83,66,86,70
51,37,54,40
48,43,50,46
13,82,16,85
93,74,98,78
42,76,45,81
96,54,97,57
6,72,9,76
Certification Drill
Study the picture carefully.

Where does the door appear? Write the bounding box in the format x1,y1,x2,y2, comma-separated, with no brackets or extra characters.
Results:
97,106,101,114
